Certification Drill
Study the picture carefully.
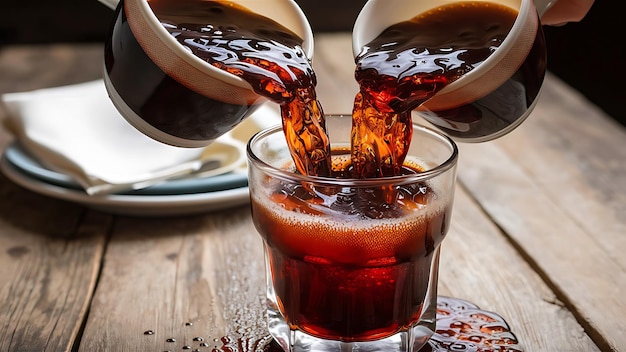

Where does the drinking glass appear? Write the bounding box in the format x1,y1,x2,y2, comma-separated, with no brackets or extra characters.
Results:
248,115,458,351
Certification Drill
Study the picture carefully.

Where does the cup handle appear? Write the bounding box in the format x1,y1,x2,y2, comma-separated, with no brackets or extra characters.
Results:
534,0,557,17
97,0,119,10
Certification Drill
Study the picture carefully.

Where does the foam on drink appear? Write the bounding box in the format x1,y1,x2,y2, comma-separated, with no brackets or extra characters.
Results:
251,176,451,263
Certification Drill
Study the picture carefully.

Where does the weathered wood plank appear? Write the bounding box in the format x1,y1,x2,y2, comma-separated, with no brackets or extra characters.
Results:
0,43,110,352
0,44,104,94
497,76,626,269
456,78,626,351
440,186,600,351
77,206,271,352
0,177,110,352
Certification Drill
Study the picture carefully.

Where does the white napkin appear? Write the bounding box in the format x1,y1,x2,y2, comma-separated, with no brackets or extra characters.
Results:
1,80,280,195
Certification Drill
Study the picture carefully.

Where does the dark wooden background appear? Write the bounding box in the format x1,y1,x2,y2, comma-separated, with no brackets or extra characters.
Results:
0,0,623,127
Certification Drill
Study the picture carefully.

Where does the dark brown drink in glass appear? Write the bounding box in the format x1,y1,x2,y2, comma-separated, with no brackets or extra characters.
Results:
252,164,451,340
248,116,458,351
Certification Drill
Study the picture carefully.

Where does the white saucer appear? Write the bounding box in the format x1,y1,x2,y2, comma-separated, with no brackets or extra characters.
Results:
0,145,250,217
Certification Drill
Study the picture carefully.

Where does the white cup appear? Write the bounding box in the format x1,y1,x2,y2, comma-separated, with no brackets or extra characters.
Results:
352,0,555,142
99,0,313,147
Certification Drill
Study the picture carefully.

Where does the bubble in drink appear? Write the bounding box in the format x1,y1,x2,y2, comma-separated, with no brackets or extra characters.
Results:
251,156,452,340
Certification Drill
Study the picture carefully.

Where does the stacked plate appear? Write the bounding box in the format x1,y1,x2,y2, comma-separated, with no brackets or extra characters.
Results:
0,142,250,216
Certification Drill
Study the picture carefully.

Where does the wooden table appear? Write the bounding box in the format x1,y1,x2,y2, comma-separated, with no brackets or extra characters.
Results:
0,34,624,352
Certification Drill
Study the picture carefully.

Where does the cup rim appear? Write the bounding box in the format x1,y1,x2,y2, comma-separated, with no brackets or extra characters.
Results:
247,115,459,187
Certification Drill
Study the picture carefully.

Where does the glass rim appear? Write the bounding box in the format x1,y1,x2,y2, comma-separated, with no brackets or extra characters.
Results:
247,117,459,187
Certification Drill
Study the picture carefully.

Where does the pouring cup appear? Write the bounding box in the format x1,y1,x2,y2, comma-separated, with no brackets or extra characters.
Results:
352,0,555,142
99,0,313,148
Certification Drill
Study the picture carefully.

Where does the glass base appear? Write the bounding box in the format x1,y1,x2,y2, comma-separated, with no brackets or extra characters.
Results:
267,306,435,352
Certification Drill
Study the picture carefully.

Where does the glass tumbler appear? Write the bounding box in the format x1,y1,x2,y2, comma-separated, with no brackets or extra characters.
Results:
248,115,458,351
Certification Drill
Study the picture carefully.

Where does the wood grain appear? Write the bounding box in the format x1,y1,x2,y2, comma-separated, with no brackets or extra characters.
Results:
77,206,271,352
456,77,626,351
74,186,601,351
0,44,104,95
0,178,109,352
0,44,109,352
440,187,600,351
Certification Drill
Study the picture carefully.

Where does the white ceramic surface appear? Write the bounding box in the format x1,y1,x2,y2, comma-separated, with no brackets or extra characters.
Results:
1,151,250,217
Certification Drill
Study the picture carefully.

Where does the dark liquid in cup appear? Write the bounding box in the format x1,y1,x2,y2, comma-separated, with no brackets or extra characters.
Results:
352,1,545,177
149,0,331,176
252,156,451,340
